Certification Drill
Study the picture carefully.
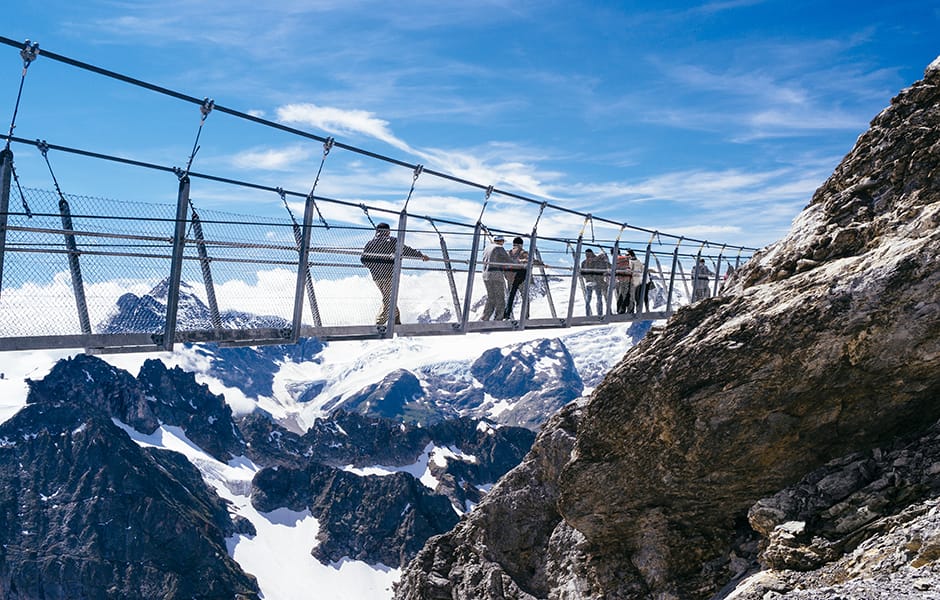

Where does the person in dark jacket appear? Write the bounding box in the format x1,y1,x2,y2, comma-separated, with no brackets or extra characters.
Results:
615,250,633,313
503,237,529,320
360,222,428,325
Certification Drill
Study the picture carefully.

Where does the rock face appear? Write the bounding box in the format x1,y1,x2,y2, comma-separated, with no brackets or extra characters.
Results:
394,59,940,599
328,337,585,430
0,353,536,597
0,359,259,599
729,421,940,598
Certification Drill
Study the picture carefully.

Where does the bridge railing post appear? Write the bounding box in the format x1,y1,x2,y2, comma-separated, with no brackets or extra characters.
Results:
666,244,679,313
58,197,92,336
518,233,539,328
605,241,621,319
0,148,12,301
291,192,319,341
713,247,726,297
640,242,653,314
292,223,322,330
459,223,483,332
427,218,462,322
566,237,584,326
162,175,191,351
531,243,556,322
190,208,221,330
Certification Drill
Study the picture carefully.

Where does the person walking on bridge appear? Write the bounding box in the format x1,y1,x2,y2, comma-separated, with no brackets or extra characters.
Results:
360,222,429,325
580,248,609,316
615,249,633,314
692,258,713,301
627,249,645,314
481,235,511,320
503,237,529,320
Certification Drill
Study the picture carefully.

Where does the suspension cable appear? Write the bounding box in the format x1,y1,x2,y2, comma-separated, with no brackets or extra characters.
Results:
300,137,334,228
0,35,761,252
4,39,40,153
9,162,32,217
3,133,753,257
36,140,71,206
401,164,423,212
532,201,548,232
180,97,214,177
360,204,377,228
477,185,494,225
576,214,592,243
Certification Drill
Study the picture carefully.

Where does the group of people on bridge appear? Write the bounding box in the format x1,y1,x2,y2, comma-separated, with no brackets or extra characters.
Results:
358,221,720,327
579,247,653,316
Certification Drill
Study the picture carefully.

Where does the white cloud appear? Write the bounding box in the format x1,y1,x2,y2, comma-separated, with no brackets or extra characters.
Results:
231,145,312,171
276,104,414,154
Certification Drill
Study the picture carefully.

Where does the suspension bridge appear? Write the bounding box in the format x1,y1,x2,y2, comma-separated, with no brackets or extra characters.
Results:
0,36,757,355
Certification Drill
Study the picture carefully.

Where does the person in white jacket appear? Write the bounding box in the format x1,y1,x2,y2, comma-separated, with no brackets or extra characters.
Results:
692,258,713,301
481,235,511,320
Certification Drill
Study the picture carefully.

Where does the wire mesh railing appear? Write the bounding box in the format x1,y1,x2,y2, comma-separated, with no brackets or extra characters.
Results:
0,180,745,353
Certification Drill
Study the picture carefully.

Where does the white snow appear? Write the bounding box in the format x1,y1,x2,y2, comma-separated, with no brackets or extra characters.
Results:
113,418,400,599
343,442,442,491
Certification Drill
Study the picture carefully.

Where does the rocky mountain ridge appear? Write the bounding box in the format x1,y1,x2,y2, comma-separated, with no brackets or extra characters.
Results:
0,353,535,598
394,57,940,599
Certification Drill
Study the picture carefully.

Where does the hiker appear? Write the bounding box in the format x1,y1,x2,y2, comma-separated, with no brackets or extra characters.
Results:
581,249,609,316
503,237,529,320
615,250,633,314
627,249,644,313
360,222,429,325
481,235,511,320
635,271,655,312
692,258,713,301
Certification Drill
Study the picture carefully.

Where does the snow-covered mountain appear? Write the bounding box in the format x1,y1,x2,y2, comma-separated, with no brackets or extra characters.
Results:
0,275,652,600
99,279,291,333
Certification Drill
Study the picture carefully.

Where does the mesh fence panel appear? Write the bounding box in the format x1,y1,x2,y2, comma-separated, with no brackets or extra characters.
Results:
1,185,749,347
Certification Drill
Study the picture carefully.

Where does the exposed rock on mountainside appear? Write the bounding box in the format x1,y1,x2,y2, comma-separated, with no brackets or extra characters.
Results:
242,410,535,549
252,463,460,567
0,353,535,597
394,59,940,599
0,379,259,599
328,337,584,430
726,420,940,599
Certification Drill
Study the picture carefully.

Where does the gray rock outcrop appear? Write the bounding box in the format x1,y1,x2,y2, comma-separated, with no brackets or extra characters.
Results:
394,57,940,600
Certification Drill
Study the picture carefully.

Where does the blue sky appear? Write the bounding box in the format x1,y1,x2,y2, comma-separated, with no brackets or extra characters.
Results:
3,0,938,250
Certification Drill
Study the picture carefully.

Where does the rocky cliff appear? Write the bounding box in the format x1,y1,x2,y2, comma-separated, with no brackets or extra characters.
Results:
394,58,940,599
0,353,535,598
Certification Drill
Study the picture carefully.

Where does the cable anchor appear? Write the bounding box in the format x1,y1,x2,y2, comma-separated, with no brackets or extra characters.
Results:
360,203,377,228
401,164,423,212
20,40,40,70
477,185,495,224
199,97,214,119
